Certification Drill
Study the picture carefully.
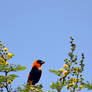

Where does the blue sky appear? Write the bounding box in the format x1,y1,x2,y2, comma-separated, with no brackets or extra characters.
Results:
0,0,92,92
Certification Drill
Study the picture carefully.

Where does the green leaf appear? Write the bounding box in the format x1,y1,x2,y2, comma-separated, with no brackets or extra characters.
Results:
13,65,26,71
82,82,92,90
56,81,64,89
50,82,56,89
50,81,64,92
48,69,59,76
8,74,18,80
0,74,18,83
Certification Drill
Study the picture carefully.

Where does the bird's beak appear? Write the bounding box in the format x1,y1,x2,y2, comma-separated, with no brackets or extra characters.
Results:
41,61,45,64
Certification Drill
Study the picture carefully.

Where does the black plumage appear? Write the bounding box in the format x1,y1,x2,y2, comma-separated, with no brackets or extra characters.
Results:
28,66,42,85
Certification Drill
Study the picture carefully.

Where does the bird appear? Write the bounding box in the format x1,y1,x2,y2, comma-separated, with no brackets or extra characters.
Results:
27,60,45,85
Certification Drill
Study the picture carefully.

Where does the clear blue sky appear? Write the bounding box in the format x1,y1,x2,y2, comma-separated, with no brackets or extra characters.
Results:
0,0,92,92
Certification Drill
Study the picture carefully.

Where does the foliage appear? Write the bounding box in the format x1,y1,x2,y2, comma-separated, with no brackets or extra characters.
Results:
82,81,92,90
0,41,26,92
14,84,43,92
50,81,64,92
49,36,85,92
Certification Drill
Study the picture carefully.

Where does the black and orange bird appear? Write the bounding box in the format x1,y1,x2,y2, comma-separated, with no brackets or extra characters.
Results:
27,60,45,85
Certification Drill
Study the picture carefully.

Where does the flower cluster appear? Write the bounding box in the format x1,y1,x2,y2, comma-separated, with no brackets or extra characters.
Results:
0,46,13,65
58,37,84,92
0,42,14,87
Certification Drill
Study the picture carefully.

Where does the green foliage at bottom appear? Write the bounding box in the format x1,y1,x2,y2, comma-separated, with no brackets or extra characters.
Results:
14,84,43,92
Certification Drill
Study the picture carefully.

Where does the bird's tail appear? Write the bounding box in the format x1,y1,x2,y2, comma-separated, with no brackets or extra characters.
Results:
27,79,32,85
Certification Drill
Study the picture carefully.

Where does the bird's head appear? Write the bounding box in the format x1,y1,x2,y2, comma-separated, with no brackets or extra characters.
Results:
37,60,45,65
32,60,45,69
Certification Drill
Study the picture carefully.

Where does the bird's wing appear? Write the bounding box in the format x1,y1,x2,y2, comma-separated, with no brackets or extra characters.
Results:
27,66,42,85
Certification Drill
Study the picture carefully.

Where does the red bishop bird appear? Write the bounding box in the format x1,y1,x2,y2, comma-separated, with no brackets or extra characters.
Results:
27,60,45,85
